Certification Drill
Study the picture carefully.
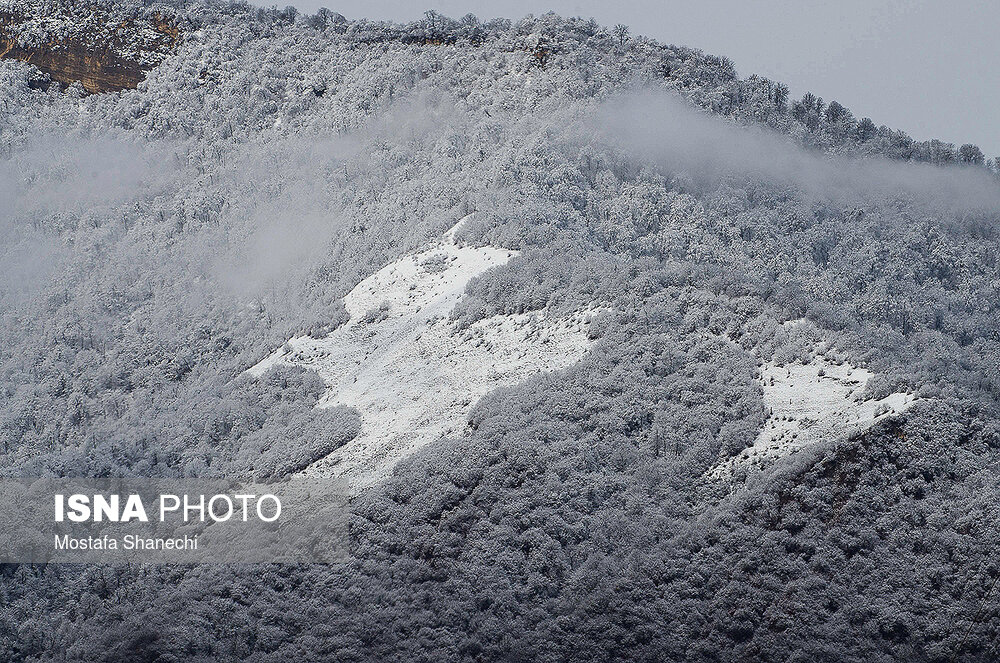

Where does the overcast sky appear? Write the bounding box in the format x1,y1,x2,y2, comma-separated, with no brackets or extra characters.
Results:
273,0,998,158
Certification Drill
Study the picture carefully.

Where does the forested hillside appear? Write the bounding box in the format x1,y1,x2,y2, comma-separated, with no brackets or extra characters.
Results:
1,1,999,661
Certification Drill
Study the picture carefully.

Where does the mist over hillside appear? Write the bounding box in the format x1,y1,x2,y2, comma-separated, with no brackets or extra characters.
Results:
1,1,999,661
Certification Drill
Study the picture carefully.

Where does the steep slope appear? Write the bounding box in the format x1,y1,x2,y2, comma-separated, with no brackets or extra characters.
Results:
249,216,599,490
2,2,1000,662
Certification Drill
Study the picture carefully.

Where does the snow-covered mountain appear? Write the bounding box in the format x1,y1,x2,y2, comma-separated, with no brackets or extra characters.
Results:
2,1,1000,661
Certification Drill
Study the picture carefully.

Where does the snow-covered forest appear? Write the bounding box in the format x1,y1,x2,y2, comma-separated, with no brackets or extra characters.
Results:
1,0,999,660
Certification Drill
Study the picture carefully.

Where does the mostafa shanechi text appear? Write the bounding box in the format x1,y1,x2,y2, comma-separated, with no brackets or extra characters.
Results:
0,478,349,564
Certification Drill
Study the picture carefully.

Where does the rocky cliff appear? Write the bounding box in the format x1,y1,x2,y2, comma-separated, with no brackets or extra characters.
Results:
0,4,179,93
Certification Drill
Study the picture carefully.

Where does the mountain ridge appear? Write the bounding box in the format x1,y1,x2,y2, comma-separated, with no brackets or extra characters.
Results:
1,0,995,172
1,1,999,661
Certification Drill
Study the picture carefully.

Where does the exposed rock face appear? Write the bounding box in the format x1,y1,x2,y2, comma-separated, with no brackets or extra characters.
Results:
0,7,179,93
1,38,142,92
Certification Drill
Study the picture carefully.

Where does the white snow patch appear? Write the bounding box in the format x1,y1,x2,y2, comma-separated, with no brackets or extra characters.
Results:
249,215,599,491
708,355,918,480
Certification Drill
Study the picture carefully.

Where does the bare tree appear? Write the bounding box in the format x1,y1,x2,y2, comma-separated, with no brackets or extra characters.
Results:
613,23,630,47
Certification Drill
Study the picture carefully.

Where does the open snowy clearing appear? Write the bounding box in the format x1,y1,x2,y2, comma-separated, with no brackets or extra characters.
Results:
708,354,918,480
249,216,599,491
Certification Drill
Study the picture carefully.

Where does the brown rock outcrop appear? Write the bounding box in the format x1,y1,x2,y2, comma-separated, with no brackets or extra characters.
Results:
0,10,179,93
